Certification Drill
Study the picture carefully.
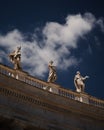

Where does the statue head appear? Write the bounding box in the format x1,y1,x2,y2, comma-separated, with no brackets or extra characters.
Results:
17,46,21,51
76,71,80,74
49,60,53,65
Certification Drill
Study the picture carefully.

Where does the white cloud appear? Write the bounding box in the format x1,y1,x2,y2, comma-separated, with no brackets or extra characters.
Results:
96,18,104,32
43,13,95,49
0,13,102,78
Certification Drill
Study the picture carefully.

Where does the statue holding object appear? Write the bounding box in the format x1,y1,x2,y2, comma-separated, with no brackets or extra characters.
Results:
9,46,22,70
74,71,89,92
47,61,57,83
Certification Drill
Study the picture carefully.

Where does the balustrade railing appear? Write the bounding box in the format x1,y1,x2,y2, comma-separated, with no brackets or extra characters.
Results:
0,63,104,108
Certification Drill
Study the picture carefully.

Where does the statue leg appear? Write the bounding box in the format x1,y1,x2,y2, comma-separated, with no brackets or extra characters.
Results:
77,86,81,92
48,71,54,82
48,74,52,82
48,77,51,82
17,62,22,70
16,58,22,70
14,63,18,69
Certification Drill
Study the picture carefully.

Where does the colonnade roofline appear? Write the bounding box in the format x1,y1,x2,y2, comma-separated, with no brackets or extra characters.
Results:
0,63,104,108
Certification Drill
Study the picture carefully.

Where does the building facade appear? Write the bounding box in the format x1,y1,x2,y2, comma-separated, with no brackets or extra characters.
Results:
0,64,104,130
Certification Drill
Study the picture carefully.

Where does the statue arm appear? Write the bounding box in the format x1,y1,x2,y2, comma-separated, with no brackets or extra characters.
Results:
82,76,89,80
74,76,78,89
85,76,89,78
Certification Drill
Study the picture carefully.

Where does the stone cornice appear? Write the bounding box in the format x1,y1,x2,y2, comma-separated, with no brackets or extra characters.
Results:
0,63,104,123
0,73,104,122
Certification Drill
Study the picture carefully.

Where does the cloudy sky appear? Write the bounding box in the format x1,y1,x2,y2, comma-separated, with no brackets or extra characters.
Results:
0,0,104,99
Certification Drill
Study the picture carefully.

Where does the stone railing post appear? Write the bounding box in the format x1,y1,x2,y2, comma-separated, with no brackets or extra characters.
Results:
79,92,89,104
75,92,89,104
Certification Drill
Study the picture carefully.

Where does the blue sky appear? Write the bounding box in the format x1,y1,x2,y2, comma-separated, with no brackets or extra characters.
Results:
0,0,104,99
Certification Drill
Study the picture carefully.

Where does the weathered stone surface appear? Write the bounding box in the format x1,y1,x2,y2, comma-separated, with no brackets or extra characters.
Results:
0,64,104,130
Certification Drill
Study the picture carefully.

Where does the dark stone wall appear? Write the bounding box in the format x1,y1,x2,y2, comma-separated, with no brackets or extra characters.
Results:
0,71,104,130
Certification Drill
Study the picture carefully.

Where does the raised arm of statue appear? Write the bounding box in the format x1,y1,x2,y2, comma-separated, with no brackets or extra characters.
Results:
81,75,89,81
14,46,21,58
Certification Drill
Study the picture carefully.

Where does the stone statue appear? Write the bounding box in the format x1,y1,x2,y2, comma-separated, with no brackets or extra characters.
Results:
74,71,89,92
47,61,57,82
9,47,22,70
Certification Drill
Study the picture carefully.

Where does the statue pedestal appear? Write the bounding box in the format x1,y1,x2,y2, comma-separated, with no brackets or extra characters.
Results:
43,82,59,94
75,92,89,104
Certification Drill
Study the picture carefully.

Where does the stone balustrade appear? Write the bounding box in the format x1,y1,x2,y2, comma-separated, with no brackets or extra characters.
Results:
0,63,104,108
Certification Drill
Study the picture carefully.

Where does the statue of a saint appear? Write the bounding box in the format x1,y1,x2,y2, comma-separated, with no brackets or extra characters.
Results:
9,47,22,70
47,61,57,82
74,71,89,92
